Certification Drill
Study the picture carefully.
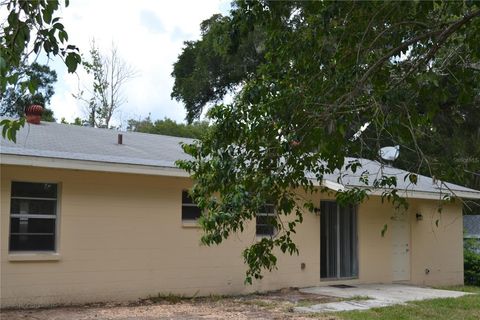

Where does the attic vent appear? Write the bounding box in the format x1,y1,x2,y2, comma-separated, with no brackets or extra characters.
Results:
25,104,44,124
117,134,123,145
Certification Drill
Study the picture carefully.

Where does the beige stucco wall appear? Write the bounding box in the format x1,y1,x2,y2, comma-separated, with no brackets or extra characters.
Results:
409,199,464,286
0,164,464,307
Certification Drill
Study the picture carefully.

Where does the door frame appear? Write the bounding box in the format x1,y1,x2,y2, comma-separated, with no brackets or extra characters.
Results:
320,201,359,281
391,212,411,282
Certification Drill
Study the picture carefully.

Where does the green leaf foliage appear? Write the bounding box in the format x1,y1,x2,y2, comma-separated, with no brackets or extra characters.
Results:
1,62,58,122
171,13,264,122
1,0,80,139
0,117,24,143
173,1,480,282
464,238,480,286
127,116,210,139
381,224,388,238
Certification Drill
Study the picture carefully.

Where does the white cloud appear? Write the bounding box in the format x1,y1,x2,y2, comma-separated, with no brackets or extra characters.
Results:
47,0,230,124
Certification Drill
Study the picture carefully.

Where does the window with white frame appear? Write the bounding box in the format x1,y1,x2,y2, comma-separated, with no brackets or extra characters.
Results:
181,190,201,221
256,204,276,236
9,182,58,252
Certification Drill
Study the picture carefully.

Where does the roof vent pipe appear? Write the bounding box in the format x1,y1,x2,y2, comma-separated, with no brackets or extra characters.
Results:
25,105,44,124
117,133,123,145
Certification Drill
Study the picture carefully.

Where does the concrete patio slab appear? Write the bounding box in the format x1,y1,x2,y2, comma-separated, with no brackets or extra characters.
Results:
295,284,470,313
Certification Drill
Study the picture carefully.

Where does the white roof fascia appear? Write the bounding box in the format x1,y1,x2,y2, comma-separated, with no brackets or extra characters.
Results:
3,154,480,200
365,186,480,200
0,154,189,178
314,178,480,200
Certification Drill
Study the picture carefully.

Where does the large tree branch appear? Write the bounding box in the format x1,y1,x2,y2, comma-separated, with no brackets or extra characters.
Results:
338,8,480,108
401,8,480,82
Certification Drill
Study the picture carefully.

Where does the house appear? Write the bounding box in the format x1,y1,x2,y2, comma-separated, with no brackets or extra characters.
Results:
2,117,480,308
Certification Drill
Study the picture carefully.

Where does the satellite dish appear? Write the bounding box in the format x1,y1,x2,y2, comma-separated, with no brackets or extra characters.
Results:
379,145,400,162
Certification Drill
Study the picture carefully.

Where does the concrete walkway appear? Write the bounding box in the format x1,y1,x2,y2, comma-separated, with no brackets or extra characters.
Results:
295,284,470,313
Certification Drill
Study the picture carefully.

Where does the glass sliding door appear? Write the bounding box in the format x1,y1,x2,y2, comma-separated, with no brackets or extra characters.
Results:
320,201,358,280
339,204,358,278
320,201,337,279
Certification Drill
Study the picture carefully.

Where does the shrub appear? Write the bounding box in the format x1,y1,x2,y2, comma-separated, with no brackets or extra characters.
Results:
464,238,480,286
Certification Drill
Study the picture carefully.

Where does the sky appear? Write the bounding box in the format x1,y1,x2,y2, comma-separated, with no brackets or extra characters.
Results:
41,0,231,125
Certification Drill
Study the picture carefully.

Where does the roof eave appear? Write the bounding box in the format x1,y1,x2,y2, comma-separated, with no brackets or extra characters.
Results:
0,154,189,178
3,154,480,200
317,179,480,200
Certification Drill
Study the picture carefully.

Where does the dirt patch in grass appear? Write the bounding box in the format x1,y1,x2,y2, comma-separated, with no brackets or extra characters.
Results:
251,287,342,304
1,288,341,320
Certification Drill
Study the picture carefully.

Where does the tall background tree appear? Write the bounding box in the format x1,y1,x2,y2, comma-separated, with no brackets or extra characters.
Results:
75,42,137,128
1,62,58,122
128,116,210,139
171,13,264,122
172,1,480,283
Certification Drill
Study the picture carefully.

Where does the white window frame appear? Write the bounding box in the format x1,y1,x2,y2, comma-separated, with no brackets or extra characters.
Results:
9,181,59,253
256,204,276,237
181,190,201,221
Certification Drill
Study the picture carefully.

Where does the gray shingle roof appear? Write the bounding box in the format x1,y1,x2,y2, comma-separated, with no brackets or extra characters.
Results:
1,120,480,198
1,121,193,168
315,158,479,195
464,215,480,237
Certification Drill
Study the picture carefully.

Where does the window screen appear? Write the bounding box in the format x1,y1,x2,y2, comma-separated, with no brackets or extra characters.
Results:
256,204,276,236
181,190,201,221
9,182,58,251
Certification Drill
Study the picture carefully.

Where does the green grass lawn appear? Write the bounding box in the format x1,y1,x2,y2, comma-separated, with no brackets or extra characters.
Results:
327,286,480,320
